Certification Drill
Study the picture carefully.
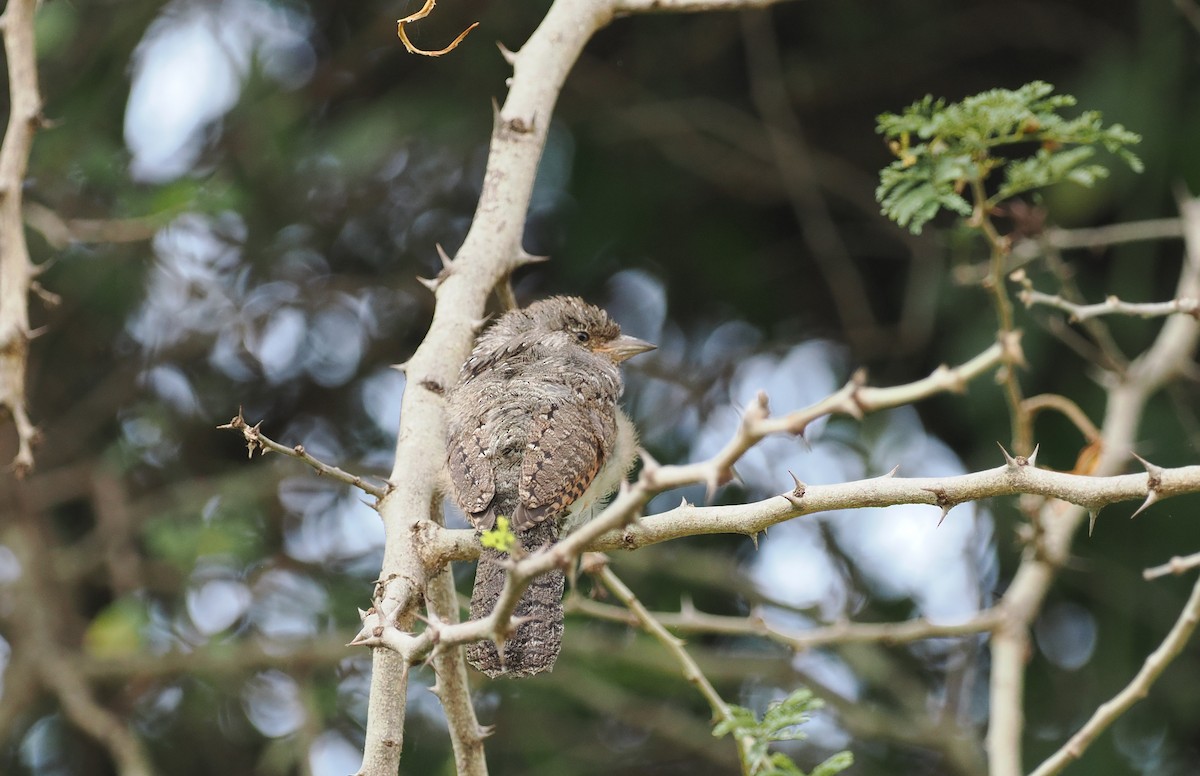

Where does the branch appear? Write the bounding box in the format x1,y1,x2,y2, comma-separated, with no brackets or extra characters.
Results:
1027,570,1200,776
371,450,1200,655
568,588,1002,650
1143,551,1200,581
218,409,389,499
0,0,44,475
644,338,1008,495
1019,287,1200,323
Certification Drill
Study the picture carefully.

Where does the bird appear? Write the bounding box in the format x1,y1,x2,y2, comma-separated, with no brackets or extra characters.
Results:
444,296,654,677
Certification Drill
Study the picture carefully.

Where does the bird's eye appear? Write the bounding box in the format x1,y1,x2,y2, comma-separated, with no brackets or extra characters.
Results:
575,331,590,343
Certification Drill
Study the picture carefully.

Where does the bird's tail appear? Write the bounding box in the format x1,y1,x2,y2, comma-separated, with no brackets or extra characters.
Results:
467,519,564,678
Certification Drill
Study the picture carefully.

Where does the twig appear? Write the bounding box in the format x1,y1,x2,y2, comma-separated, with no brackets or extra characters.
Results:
218,409,388,499
1143,551,1200,581
642,338,1008,495
568,592,1002,650
1028,570,1200,776
395,0,478,57
591,561,756,775
1020,288,1200,323
1022,394,1101,443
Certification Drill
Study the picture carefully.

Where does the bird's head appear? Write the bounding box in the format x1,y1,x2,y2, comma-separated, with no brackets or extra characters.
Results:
522,296,656,363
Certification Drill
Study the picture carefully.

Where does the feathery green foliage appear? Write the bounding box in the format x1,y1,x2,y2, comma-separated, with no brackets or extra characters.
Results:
876,81,1141,233
714,689,853,776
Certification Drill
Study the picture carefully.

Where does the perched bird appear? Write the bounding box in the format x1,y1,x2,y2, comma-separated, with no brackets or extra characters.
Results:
445,296,654,677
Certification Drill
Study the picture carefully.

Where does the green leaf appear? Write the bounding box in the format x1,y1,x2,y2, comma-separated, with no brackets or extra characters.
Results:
875,82,1141,231
715,689,850,776
480,516,517,553
810,751,855,776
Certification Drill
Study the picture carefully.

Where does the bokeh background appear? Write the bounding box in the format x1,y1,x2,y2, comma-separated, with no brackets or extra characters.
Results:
1,1,1199,774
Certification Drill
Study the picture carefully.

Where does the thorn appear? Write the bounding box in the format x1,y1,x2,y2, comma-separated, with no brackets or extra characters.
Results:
435,243,453,269
417,275,441,293
391,359,410,373
747,531,760,550
1088,510,1099,536
1131,452,1165,483
476,723,496,741
782,471,806,506
471,315,491,333
514,249,550,266
358,608,370,623
704,475,718,504
937,505,952,527
496,41,517,65
678,495,692,509
997,441,1019,468
1027,443,1040,468
1131,490,1160,519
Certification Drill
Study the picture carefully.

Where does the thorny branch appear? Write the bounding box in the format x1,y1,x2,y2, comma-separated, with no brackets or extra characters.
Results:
219,409,390,499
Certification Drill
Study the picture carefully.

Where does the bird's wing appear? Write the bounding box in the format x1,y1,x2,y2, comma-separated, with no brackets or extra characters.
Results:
514,398,614,531
447,412,497,529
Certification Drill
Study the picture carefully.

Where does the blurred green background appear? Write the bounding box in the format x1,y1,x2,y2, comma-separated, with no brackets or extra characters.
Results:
1,0,1198,774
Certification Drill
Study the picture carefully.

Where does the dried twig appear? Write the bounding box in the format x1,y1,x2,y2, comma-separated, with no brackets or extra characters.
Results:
396,0,478,57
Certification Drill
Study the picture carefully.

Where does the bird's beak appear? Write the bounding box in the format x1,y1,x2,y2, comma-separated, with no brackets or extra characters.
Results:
601,334,656,362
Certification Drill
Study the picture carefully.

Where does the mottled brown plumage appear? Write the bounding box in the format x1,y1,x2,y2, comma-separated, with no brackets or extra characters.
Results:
445,296,653,677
